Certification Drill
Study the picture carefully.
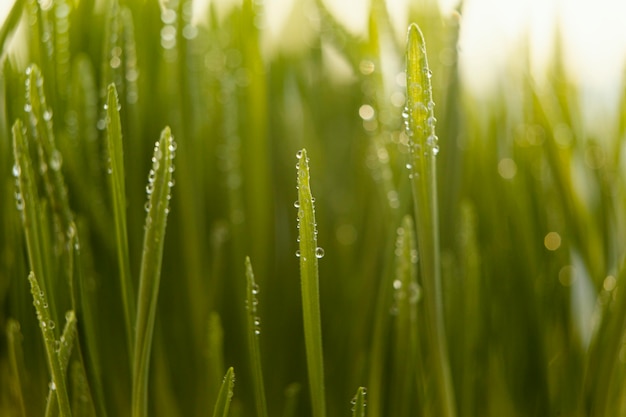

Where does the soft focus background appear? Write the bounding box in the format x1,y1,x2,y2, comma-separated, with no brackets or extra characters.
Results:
2,0,626,416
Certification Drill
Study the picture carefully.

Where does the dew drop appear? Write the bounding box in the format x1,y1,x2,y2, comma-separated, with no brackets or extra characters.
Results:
295,250,301,258
296,150,303,159
294,200,300,208
50,150,62,171
315,247,325,259
405,163,412,170
43,110,53,121
49,381,56,391
24,103,32,113
48,320,55,330
12,164,20,178
251,283,259,295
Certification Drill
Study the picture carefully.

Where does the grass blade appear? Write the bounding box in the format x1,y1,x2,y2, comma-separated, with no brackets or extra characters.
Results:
212,367,235,417
44,310,77,417
295,148,327,417
12,119,48,304
404,23,456,417
206,312,225,411
6,319,27,417
28,272,72,417
282,383,301,417
244,256,268,417
132,127,176,417
351,387,367,417
105,83,135,357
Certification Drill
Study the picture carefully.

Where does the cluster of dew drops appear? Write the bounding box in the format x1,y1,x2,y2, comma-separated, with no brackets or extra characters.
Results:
350,387,368,412
401,67,439,163
144,135,177,218
294,150,325,260
246,281,262,335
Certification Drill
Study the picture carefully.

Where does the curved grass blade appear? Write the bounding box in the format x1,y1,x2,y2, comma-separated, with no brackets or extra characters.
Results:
404,23,456,417
105,83,135,357
351,387,367,417
244,257,269,417
28,272,72,417
212,367,235,417
132,127,176,417
7,319,27,417
295,148,327,417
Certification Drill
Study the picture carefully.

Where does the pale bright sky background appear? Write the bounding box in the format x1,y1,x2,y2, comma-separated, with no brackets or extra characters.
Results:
2,0,626,105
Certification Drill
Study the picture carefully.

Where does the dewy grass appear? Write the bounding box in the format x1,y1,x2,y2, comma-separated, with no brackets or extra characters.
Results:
132,127,176,417
243,256,268,417
404,23,456,417
3,0,626,416
295,148,327,417
105,83,135,358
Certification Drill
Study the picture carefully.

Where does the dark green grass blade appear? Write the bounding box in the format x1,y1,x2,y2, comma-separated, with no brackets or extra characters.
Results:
295,148,327,417
70,361,96,417
212,367,235,417
351,387,367,417
132,127,176,417
244,257,269,417
105,83,135,357
282,383,301,417
404,23,456,417
28,272,72,417
6,319,27,417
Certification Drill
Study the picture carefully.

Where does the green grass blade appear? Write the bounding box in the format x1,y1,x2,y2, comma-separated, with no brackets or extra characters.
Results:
351,387,367,417
212,367,235,417
28,272,72,417
391,215,420,417
404,23,456,417
295,148,327,417
282,383,301,417
70,361,96,417
105,83,135,357
6,319,27,417
45,310,77,417
132,127,176,417
244,256,268,417
12,119,47,302
206,311,225,410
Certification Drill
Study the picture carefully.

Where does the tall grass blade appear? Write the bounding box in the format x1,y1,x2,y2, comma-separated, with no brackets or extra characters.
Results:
404,23,456,417
28,272,72,417
105,83,135,356
351,387,367,417
132,127,176,417
244,256,269,417
212,367,235,417
6,319,27,417
295,148,327,417
70,361,96,417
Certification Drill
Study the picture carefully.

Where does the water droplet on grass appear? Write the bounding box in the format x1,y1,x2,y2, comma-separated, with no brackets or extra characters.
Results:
12,164,20,178
315,247,325,259
296,150,303,159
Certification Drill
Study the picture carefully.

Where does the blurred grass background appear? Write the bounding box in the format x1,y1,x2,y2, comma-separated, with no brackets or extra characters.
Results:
2,0,626,416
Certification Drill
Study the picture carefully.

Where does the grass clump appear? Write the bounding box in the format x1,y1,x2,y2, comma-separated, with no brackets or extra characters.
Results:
1,0,626,417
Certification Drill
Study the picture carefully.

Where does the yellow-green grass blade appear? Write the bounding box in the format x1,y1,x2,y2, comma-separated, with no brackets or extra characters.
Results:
282,383,301,417
404,23,456,417
132,127,176,417
295,148,327,417
28,272,72,417
244,256,268,417
0,0,23,60
351,387,367,417
212,367,235,417
105,83,135,357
